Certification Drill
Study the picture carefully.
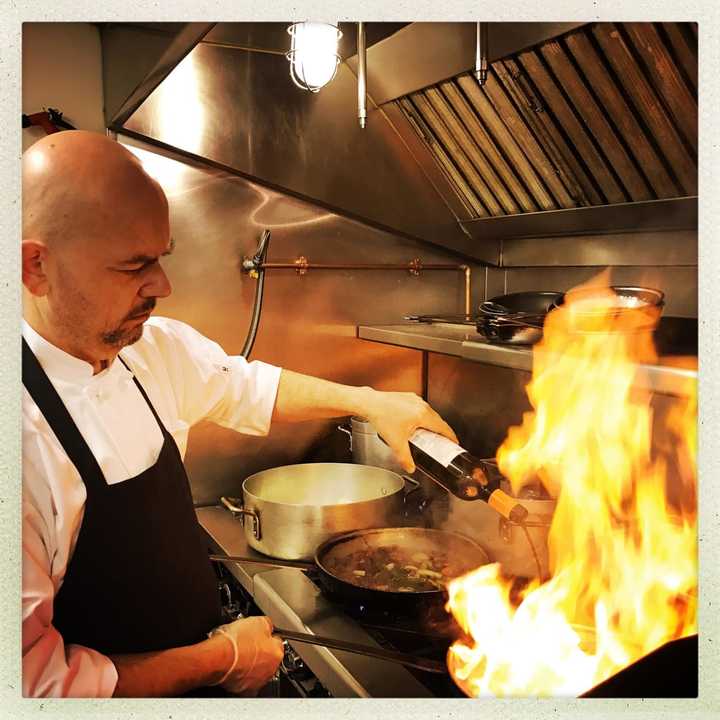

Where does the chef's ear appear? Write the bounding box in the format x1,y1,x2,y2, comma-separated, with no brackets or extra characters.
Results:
22,239,50,296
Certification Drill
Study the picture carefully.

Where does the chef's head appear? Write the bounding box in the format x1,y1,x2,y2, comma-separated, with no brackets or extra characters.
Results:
22,131,172,368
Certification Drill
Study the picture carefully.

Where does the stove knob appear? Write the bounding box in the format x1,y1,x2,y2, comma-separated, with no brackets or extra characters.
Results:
307,680,330,697
217,581,244,618
281,642,305,674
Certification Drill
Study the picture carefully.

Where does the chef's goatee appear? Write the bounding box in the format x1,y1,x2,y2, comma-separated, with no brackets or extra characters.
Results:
101,298,156,348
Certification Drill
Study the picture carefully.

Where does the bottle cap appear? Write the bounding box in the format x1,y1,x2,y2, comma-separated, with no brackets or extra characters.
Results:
488,489,529,522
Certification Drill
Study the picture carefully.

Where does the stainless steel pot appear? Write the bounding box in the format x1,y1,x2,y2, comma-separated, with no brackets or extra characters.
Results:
338,416,405,473
221,463,416,560
445,473,555,579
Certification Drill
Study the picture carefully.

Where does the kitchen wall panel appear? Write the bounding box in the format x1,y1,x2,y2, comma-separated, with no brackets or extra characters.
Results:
503,265,697,318
485,266,507,300
502,230,697,268
481,262,697,317
120,139,486,505
426,354,532,460
23,23,105,151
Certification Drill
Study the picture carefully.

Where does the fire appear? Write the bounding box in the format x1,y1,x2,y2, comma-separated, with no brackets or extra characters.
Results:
447,278,697,697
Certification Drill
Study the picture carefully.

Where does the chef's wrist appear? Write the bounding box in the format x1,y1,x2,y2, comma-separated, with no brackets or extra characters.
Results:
352,385,378,421
204,631,236,685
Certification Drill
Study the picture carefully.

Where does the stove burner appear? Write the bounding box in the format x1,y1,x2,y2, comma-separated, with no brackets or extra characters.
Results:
303,569,465,697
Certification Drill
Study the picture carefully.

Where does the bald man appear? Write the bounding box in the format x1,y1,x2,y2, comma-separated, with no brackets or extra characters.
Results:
21,131,457,697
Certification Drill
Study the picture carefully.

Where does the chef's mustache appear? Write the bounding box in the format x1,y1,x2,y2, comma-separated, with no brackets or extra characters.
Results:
126,299,156,320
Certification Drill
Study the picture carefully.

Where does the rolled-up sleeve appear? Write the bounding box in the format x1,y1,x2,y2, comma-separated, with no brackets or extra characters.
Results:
137,318,282,435
212,355,282,435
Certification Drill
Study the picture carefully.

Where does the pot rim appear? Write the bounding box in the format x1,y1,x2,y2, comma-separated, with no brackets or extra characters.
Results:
242,462,406,508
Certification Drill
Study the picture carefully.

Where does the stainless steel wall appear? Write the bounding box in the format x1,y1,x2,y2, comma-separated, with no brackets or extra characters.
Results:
494,229,698,317
500,265,697,317
120,137,486,505
111,23,696,520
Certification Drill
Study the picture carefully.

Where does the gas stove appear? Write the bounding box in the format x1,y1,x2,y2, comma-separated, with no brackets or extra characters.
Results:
197,505,458,697
197,505,698,698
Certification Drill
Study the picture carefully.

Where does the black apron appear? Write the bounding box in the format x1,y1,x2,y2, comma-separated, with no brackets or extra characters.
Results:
22,338,223,656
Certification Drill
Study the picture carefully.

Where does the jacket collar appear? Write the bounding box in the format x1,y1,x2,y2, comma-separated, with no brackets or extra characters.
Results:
22,320,131,387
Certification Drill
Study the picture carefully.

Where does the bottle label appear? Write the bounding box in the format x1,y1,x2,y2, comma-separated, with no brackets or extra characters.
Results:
410,428,464,468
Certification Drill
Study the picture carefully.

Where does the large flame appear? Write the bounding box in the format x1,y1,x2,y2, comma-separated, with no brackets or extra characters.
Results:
447,277,697,697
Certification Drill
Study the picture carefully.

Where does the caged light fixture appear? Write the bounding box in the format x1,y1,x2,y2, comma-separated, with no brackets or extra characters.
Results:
286,22,342,93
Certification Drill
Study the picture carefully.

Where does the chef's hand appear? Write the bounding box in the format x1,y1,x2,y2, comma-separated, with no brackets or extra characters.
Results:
363,390,458,473
209,616,284,696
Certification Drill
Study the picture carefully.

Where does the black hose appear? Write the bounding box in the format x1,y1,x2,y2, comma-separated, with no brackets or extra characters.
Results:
240,229,271,359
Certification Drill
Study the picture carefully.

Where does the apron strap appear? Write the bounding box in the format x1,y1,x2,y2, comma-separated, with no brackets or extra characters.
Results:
22,337,106,492
116,353,169,434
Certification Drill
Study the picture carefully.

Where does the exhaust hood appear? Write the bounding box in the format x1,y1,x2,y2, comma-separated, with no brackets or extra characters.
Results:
396,22,697,221
102,21,697,264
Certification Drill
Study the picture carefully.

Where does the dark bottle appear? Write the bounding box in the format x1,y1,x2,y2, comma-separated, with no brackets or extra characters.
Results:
408,429,528,523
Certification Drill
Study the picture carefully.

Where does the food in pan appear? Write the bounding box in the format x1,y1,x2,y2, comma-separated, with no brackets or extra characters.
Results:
323,545,460,592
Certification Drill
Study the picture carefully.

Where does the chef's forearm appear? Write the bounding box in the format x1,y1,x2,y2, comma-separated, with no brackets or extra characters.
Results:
271,369,374,423
110,634,233,697
270,369,457,474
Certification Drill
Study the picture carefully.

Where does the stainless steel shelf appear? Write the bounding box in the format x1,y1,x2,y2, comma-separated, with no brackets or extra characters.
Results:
357,323,697,397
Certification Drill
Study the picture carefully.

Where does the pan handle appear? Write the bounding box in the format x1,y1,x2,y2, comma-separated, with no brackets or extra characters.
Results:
220,496,262,541
273,628,447,674
208,553,314,571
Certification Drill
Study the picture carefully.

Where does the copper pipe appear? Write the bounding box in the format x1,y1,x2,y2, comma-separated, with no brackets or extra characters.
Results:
252,259,472,315
462,264,472,315
258,262,464,270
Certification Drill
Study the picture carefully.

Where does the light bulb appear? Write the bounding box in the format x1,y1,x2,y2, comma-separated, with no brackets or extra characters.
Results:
287,22,342,93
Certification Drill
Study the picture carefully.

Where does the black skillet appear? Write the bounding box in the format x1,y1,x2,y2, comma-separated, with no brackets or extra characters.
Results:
211,526,491,615
312,526,490,613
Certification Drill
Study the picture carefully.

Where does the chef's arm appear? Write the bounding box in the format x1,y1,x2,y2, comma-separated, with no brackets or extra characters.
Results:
112,615,282,697
271,369,457,473
23,508,269,699
109,634,232,697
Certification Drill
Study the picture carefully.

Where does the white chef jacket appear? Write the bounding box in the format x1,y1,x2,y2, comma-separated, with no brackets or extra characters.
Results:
22,316,282,697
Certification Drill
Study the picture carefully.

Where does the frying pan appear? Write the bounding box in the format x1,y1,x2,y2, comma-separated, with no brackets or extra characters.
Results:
211,526,491,614
476,291,563,345
314,527,490,612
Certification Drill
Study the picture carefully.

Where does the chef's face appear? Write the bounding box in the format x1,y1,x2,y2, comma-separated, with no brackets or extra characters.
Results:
45,203,173,360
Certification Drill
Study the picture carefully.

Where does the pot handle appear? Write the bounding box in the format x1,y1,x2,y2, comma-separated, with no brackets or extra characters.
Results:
402,475,421,496
220,496,262,541
337,423,352,452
